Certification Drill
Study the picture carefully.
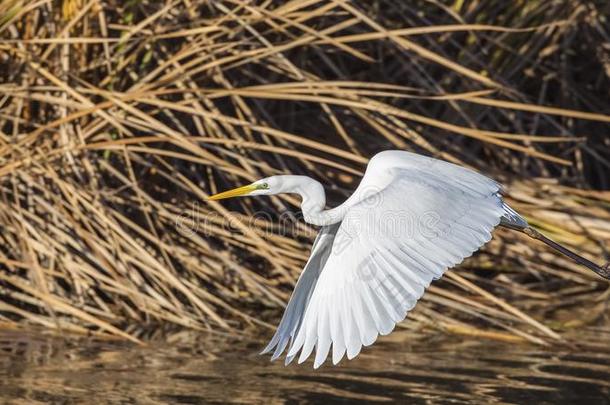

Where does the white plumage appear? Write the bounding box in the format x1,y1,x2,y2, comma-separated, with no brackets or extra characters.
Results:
210,150,609,368
257,151,515,368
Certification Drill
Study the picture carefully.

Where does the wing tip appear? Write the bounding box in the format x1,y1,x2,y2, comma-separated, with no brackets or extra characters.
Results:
259,345,273,356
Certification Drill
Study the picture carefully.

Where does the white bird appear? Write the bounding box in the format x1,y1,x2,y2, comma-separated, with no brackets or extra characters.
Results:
208,150,609,368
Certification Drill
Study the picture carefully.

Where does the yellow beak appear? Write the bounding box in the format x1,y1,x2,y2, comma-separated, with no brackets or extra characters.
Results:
207,184,258,200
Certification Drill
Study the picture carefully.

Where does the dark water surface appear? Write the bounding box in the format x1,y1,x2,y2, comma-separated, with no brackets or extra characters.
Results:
1,328,609,404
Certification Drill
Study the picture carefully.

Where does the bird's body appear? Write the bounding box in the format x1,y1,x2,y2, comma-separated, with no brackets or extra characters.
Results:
208,150,609,368
259,150,524,368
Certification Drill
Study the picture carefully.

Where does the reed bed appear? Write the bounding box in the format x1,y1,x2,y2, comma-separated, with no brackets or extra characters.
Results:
0,0,609,344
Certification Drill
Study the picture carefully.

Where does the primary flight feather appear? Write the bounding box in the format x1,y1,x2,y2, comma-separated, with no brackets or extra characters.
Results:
208,150,609,368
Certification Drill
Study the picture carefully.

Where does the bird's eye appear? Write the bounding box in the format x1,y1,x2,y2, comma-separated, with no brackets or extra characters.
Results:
261,182,269,189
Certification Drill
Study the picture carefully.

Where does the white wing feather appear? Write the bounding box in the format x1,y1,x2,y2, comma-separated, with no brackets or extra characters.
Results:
263,151,506,368
260,223,339,363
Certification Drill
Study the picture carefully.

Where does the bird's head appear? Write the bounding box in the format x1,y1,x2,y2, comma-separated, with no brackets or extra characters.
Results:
207,176,282,200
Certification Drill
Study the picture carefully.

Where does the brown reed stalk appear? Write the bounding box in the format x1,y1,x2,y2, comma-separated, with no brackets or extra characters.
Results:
0,0,608,344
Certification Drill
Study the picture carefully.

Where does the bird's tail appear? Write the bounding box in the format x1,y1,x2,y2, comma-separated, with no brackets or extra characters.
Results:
499,201,529,231
522,226,610,280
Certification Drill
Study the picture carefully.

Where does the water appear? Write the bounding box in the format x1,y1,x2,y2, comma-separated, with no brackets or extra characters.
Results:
1,328,609,404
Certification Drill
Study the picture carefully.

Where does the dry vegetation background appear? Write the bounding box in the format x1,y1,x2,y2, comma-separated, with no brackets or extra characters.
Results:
0,0,609,346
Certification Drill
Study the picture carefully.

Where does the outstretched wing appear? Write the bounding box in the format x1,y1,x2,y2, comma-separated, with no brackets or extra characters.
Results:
282,166,504,368
260,223,340,363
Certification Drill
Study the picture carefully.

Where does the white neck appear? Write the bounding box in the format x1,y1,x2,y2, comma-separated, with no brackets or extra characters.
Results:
276,163,388,226
277,176,350,226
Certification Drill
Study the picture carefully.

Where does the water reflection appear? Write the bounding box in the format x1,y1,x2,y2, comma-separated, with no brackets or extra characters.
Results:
1,328,609,403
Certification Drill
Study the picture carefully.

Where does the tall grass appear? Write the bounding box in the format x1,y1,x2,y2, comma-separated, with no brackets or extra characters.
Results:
0,0,609,344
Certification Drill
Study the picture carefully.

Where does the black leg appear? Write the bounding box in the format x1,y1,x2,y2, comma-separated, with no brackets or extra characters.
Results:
520,226,610,280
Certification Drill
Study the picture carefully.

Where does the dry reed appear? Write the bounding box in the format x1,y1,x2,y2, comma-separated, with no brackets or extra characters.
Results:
0,0,609,344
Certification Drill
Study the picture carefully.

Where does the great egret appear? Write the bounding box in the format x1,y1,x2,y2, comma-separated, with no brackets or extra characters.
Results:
208,150,609,368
